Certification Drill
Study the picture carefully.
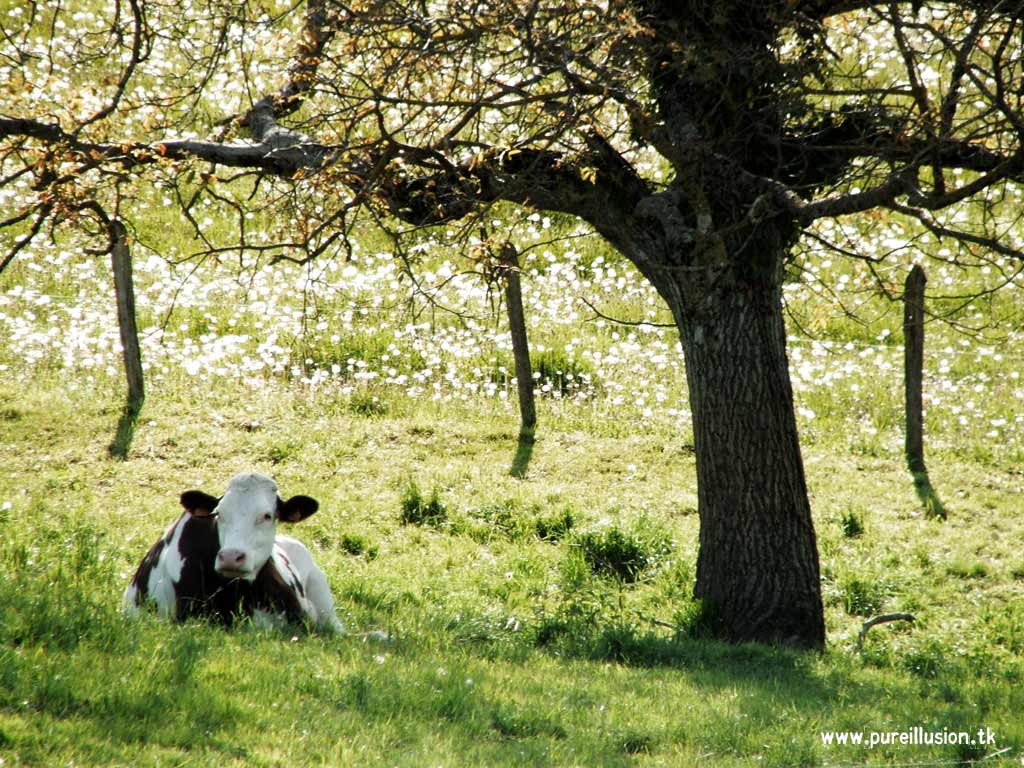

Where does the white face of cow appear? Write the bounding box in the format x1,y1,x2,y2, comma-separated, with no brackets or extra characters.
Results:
214,473,280,580
180,472,319,582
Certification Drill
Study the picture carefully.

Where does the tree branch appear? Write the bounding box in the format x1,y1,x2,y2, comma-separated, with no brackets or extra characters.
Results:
799,0,1024,19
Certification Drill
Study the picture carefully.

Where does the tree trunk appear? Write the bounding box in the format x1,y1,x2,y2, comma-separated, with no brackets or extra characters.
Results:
669,265,825,649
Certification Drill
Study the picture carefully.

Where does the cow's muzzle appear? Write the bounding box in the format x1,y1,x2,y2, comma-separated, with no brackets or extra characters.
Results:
215,549,252,579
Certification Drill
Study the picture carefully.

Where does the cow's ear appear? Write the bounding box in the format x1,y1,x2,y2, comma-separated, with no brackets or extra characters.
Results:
278,495,318,523
180,490,219,517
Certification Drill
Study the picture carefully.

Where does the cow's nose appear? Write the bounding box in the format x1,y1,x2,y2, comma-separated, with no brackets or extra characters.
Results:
216,549,247,571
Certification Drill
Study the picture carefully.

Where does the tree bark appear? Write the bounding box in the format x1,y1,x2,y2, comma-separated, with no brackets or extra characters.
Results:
669,263,825,649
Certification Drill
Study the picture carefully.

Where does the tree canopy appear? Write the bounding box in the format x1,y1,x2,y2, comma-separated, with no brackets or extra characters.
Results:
4,2,1022,271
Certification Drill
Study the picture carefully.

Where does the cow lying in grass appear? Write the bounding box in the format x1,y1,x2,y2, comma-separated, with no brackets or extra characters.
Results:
123,472,343,633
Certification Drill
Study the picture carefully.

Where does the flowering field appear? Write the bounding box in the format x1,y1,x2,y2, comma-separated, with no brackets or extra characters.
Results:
1,0,1022,461
2,222,1024,766
1,213,1022,463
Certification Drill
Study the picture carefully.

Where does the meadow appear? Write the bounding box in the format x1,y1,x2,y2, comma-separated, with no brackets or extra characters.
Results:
2,3,1024,763
1,204,1023,767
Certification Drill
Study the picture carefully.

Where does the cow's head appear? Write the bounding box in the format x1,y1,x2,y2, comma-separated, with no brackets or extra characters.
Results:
180,472,318,581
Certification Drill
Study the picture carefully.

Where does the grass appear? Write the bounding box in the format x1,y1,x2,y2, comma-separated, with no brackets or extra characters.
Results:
4,4,1024,762
571,520,674,583
1,213,1022,764
1,75,1022,767
400,478,449,527
0,371,1022,767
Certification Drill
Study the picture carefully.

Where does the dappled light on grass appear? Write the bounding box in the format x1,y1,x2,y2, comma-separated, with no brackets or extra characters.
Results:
1,180,1023,764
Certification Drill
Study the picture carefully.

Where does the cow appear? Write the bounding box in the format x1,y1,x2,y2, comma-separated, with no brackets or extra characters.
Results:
123,471,343,633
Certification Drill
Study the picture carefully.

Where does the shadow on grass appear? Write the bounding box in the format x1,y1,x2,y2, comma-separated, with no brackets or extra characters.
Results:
536,619,815,677
108,398,143,460
510,430,535,478
0,578,241,758
911,470,948,520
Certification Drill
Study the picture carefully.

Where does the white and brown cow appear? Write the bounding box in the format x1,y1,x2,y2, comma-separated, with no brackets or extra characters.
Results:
123,472,343,632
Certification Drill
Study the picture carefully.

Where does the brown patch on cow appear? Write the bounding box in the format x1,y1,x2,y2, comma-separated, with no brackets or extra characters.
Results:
126,533,167,606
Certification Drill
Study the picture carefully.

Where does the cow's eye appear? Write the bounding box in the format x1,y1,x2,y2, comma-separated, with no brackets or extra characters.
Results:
261,513,274,523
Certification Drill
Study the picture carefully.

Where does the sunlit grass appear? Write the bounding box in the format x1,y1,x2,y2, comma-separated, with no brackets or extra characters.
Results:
0,363,1022,765
2,147,1023,765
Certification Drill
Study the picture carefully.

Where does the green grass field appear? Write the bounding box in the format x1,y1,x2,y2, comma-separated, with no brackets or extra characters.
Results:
0,318,1022,766
2,2,1024,764
1,202,1024,766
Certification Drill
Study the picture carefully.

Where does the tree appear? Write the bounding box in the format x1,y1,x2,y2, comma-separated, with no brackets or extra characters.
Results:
3,0,1024,648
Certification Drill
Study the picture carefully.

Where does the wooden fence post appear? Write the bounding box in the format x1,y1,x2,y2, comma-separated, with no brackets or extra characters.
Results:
903,264,945,519
111,220,145,413
904,265,926,474
496,242,537,478
498,243,536,440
